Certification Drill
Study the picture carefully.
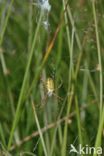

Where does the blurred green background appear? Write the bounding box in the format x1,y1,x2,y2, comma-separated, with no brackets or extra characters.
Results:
0,0,104,155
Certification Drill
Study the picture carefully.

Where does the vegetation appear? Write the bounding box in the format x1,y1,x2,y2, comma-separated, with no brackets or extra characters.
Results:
0,0,104,155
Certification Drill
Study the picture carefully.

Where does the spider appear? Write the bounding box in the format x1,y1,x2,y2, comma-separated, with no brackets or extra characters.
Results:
46,77,55,97
40,77,63,105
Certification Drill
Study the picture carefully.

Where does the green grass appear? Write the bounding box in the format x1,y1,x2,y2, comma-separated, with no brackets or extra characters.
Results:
0,0,104,155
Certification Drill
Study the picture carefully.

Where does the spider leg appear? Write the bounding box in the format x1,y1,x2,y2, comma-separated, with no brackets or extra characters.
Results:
53,92,63,101
55,78,63,91
40,94,48,109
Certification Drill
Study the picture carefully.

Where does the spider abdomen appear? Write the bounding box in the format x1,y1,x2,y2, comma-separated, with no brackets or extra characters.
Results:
46,78,54,96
